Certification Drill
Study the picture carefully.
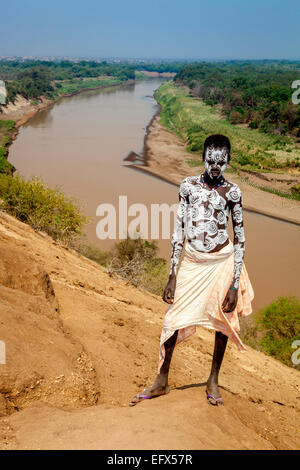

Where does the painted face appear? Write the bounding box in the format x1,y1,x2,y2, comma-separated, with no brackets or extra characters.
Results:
204,145,228,179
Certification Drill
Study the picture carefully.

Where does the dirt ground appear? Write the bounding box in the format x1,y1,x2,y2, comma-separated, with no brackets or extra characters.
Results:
134,115,300,225
0,211,299,450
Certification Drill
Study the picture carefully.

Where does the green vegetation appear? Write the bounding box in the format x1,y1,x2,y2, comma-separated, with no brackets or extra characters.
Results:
77,236,169,296
0,60,135,104
56,76,122,95
291,182,300,196
0,174,87,242
242,296,300,370
0,120,15,174
175,61,300,137
154,81,300,175
133,61,186,74
135,71,151,81
243,177,300,201
0,58,187,105
5,66,56,103
0,59,135,82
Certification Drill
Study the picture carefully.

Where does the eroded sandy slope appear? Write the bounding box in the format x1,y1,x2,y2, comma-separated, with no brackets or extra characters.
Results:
0,211,299,450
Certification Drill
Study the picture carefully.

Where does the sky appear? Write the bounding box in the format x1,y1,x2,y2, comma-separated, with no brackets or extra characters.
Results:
1,0,299,60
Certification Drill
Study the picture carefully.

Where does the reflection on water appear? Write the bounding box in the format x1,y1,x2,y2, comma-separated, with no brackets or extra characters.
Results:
9,79,300,313
22,108,54,128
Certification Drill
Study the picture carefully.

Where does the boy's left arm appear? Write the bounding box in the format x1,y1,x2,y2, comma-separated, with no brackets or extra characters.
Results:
222,185,245,313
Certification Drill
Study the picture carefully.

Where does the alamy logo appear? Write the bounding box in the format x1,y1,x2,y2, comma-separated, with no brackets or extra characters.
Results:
291,80,300,105
95,195,206,242
0,80,7,105
0,340,6,364
96,196,179,240
291,339,300,366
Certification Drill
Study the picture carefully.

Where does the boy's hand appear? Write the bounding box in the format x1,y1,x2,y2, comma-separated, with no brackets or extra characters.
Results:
222,288,238,313
163,277,176,304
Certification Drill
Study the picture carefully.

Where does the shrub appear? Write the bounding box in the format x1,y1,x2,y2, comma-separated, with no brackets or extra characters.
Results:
105,236,169,295
291,182,300,196
74,236,169,296
0,174,87,242
249,121,258,129
255,296,300,369
259,120,271,134
230,110,244,124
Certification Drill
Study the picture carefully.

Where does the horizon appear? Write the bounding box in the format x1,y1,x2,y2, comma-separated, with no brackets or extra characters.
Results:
1,56,300,63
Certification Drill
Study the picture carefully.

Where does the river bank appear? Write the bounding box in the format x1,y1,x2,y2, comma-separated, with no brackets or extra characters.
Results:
131,111,300,226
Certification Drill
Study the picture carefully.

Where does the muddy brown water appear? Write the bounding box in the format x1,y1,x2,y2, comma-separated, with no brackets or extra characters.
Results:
9,79,300,313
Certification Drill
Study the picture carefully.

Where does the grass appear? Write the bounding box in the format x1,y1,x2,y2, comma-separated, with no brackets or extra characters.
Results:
154,82,300,174
237,172,300,201
252,183,300,201
0,174,87,242
0,119,15,174
54,76,123,95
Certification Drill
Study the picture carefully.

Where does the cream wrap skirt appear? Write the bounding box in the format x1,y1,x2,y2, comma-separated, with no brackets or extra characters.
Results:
158,239,254,373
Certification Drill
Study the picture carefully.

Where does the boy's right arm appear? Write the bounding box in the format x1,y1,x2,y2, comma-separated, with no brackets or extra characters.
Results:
163,181,188,303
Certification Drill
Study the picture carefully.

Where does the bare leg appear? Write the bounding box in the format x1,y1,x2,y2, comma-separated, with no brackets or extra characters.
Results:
149,329,178,391
129,330,178,405
206,331,228,405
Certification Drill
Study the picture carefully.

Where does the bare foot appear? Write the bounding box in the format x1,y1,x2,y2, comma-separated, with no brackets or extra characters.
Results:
206,377,224,406
129,374,170,406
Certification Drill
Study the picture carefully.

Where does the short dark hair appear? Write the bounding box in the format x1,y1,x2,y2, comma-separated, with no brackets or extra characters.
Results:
202,134,231,162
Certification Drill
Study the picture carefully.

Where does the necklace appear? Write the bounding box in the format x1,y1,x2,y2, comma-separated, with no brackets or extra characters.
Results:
201,172,224,190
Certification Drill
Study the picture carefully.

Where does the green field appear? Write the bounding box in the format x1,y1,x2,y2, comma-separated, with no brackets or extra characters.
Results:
154,81,300,173
55,76,124,95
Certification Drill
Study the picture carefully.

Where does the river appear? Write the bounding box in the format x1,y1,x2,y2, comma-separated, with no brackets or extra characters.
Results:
9,78,300,313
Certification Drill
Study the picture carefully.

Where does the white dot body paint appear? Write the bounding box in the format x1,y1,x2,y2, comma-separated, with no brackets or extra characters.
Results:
170,145,245,290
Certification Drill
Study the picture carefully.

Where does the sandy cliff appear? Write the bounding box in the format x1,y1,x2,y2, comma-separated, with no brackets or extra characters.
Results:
0,211,299,450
